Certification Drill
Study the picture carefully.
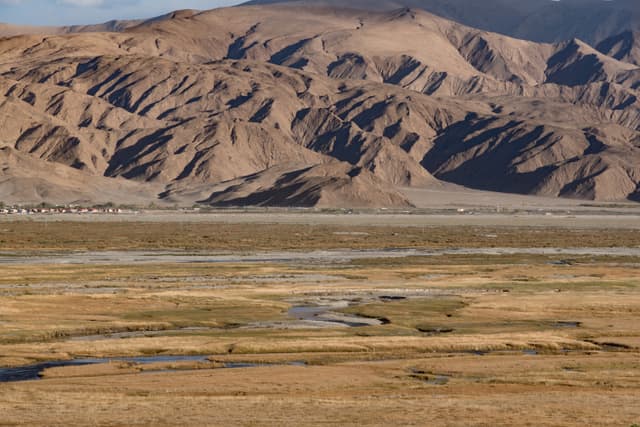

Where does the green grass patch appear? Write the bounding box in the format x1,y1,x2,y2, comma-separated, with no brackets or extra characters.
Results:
339,297,468,329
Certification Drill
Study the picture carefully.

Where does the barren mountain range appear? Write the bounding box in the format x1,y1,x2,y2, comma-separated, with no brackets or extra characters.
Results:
0,3,639,207
245,0,640,45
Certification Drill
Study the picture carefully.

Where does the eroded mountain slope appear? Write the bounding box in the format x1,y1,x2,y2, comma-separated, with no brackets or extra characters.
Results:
244,0,640,45
0,5,638,205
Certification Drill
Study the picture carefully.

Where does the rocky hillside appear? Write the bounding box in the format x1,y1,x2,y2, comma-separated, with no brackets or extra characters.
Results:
244,0,640,45
0,5,638,206
597,31,640,66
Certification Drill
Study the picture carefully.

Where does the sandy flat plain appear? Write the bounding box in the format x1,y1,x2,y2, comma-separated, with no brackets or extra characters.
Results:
4,210,640,229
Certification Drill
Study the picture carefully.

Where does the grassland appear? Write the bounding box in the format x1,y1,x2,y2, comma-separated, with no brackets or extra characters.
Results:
2,220,640,251
0,219,639,426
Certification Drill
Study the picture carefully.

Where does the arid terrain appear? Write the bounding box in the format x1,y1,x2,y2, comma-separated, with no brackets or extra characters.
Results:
1,2,640,426
0,2,639,207
0,213,639,426
246,0,640,45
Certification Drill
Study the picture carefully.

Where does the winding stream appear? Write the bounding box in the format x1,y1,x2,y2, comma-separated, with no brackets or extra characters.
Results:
0,356,306,383
0,355,209,383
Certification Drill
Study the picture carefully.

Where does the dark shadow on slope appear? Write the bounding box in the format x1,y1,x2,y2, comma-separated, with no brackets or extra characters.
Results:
546,42,606,86
383,56,422,85
351,100,391,132
584,134,607,156
596,30,635,62
423,117,564,194
249,99,274,123
294,109,366,164
106,126,178,179
199,167,325,207
227,93,254,108
269,39,311,66
328,53,368,80
226,24,261,59
87,69,130,97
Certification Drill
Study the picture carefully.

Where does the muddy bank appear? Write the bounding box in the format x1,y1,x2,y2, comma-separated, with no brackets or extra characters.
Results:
287,304,386,328
68,327,215,342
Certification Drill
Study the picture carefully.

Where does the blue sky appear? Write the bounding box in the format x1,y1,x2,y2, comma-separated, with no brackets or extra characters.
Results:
0,0,245,26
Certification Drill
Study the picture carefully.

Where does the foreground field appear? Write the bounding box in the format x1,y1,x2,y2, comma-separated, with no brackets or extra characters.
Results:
0,218,639,426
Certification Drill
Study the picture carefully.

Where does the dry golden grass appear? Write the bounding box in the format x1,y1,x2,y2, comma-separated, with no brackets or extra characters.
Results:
0,222,639,426
1,357,639,426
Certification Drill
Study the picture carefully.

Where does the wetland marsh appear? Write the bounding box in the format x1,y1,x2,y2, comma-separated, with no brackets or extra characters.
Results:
0,215,639,426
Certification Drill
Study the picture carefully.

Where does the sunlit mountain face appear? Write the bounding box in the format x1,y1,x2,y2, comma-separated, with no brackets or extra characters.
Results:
0,1,638,206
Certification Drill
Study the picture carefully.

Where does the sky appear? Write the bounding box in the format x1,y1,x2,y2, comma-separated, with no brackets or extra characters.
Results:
0,0,245,26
